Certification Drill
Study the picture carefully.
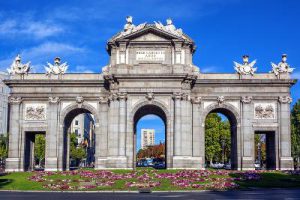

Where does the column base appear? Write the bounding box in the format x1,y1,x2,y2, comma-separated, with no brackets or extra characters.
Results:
5,158,22,172
172,156,204,169
242,157,255,170
104,156,128,169
45,157,58,171
280,157,294,170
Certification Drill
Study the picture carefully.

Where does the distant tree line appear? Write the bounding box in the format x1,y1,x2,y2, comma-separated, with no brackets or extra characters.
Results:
292,99,300,169
137,143,165,160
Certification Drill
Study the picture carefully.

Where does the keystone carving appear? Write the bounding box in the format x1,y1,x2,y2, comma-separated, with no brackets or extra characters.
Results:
145,92,154,101
217,96,225,105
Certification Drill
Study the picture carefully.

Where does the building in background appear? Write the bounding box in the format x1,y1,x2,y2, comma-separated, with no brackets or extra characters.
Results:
0,72,9,136
141,129,155,149
70,113,95,146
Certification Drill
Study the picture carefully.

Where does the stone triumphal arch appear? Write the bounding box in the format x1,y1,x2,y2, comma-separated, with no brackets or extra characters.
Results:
4,17,296,171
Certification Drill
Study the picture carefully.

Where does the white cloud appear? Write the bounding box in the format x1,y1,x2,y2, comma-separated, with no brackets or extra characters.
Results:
140,114,162,121
70,65,95,73
291,71,300,80
200,66,217,73
0,42,85,72
0,19,64,39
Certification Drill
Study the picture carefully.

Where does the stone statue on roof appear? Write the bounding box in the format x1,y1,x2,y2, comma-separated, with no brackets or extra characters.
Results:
234,55,257,76
270,54,294,76
45,57,68,76
7,54,31,77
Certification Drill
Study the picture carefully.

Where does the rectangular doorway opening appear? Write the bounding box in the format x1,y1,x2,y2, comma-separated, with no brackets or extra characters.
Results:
254,131,276,170
24,132,46,171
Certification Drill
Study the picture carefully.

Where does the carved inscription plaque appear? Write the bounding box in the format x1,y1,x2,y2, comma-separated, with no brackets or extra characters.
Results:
136,50,165,61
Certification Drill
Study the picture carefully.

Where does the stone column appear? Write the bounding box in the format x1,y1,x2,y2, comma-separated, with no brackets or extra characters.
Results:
181,93,192,156
108,93,119,157
173,93,182,156
95,96,109,169
241,96,255,170
278,96,294,170
191,97,203,169
45,97,60,171
118,93,127,156
6,97,22,172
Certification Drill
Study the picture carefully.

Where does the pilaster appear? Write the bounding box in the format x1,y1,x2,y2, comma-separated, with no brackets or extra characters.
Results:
6,97,22,172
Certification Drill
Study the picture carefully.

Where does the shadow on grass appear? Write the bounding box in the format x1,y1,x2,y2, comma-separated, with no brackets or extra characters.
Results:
229,172,300,189
0,178,13,189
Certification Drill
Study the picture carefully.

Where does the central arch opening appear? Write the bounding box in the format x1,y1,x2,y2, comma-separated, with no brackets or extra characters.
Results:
204,108,238,170
63,108,96,170
133,104,167,169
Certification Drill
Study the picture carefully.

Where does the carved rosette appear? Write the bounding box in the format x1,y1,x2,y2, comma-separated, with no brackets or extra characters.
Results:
145,92,154,101
48,97,60,104
241,96,252,104
99,96,109,104
278,96,292,104
191,96,202,104
217,96,225,105
8,96,22,104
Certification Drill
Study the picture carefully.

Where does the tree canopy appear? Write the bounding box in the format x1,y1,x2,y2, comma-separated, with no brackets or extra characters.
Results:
291,99,300,169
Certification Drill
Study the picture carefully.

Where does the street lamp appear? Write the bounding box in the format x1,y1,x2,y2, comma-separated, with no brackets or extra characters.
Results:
257,142,262,168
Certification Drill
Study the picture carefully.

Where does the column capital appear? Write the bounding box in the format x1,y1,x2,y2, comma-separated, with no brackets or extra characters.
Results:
278,96,292,104
99,96,109,104
241,96,252,104
108,92,118,101
172,92,182,100
48,96,60,104
191,96,202,104
181,93,190,101
117,92,127,100
8,96,22,104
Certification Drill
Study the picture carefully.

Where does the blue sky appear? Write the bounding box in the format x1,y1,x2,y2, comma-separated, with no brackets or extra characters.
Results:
136,115,165,151
1,0,299,149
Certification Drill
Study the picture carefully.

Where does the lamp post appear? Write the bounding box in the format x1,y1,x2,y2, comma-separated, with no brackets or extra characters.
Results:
257,142,262,168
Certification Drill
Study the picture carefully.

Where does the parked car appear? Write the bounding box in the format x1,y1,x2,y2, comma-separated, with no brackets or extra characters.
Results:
254,162,261,170
153,161,166,169
224,163,231,170
210,163,224,169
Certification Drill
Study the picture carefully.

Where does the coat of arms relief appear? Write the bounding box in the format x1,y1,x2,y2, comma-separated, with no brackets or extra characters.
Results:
25,104,47,120
254,103,276,119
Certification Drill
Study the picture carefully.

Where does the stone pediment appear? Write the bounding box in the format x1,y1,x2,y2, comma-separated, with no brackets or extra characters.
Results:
110,25,192,43
131,32,170,42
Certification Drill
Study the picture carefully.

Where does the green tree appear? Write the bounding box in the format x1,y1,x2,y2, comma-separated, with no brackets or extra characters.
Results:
34,134,45,167
205,113,231,166
69,133,86,166
0,134,8,163
205,113,222,165
291,99,300,169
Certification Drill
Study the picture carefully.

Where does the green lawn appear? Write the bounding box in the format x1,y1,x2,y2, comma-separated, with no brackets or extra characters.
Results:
0,168,300,191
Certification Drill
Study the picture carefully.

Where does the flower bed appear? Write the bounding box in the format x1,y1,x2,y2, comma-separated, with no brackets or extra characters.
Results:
26,169,299,191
